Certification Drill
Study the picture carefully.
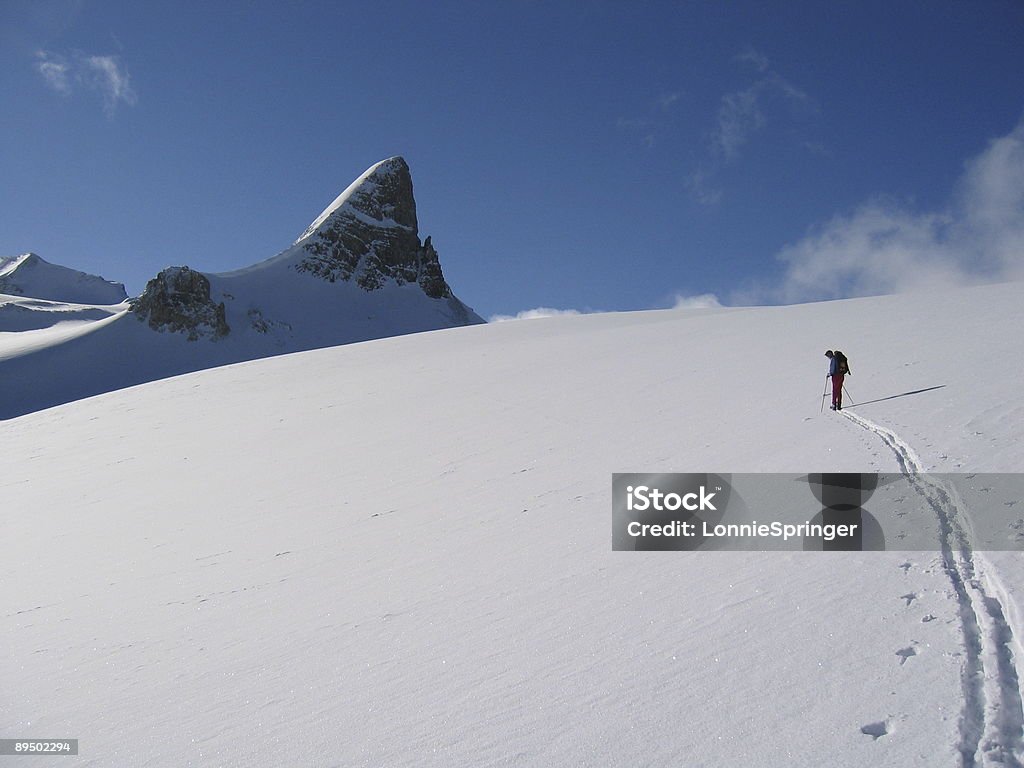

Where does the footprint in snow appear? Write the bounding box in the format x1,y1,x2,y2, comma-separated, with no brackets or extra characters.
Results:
900,593,917,606
896,646,917,665
861,720,889,740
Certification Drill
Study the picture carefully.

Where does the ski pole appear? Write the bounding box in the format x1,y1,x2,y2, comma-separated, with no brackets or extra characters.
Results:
843,384,854,406
820,377,829,413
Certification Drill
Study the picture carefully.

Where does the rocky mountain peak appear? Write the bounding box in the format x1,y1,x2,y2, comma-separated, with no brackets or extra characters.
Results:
126,157,478,343
294,157,456,299
297,156,417,242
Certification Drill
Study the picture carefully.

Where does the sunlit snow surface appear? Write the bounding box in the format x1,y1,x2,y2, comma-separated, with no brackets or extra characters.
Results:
2,282,1023,767
0,254,126,305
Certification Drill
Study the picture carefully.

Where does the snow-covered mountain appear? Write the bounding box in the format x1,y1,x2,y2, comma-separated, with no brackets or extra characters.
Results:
0,253,126,304
3,281,1023,767
0,157,482,420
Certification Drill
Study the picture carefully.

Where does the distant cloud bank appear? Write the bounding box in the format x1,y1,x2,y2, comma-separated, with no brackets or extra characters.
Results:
626,115,1024,312
671,293,723,310
489,307,587,322
487,115,1024,319
490,295,726,321
754,116,1024,304
35,50,137,115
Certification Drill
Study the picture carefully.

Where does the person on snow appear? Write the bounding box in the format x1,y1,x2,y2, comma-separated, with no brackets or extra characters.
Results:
825,350,850,411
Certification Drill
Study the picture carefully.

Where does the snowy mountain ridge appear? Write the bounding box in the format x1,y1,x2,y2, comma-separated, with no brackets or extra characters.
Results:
0,157,482,419
131,155,476,340
0,252,127,305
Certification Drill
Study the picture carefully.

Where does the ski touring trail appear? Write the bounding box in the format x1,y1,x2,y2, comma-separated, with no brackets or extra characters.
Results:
843,410,1024,767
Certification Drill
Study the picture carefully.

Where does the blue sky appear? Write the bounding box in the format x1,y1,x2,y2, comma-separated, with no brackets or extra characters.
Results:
2,1,1023,318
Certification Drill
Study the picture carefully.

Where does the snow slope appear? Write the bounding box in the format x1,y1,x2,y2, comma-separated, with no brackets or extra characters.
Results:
0,294,125,335
0,254,126,305
0,276,479,420
2,282,1023,767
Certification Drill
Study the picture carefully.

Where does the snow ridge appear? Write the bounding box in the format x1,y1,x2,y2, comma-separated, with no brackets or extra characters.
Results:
0,253,127,305
843,410,1024,767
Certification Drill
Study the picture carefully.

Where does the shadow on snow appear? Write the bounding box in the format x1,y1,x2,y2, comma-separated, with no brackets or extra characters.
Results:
845,385,947,409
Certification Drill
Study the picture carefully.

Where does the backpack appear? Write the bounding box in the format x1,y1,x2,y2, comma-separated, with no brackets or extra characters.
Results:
833,351,850,375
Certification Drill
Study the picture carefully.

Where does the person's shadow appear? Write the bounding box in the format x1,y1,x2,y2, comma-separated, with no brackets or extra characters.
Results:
845,385,945,409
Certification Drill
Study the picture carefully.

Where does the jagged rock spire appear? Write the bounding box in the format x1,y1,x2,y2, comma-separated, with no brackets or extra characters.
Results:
295,157,455,299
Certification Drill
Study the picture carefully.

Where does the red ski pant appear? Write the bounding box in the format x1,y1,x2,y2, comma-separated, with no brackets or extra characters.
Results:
831,374,845,407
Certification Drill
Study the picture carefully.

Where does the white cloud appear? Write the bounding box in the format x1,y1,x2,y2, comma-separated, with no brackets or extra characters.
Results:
761,118,1024,304
35,51,71,93
617,116,657,148
659,91,683,110
689,48,817,204
34,49,136,115
84,55,136,113
954,120,1024,273
685,167,723,205
737,47,770,73
772,204,958,302
768,73,812,107
715,87,765,161
803,140,832,158
712,69,810,163
671,293,723,310
618,90,683,148
489,307,587,322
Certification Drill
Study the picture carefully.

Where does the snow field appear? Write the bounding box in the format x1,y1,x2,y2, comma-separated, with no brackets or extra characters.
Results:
3,281,1023,766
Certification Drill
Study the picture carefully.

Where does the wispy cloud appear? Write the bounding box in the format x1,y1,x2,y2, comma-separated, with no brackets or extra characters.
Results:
35,49,136,115
616,117,656,148
736,46,770,73
671,292,723,310
36,54,72,93
803,140,832,158
618,90,684,149
689,48,817,204
489,307,591,322
659,91,683,110
684,167,723,206
84,55,136,111
715,87,766,161
741,117,1024,304
712,70,811,162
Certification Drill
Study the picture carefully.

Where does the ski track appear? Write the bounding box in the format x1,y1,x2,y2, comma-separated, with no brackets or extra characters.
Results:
843,410,1024,767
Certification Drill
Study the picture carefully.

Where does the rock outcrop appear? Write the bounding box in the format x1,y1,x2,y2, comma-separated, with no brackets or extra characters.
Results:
295,157,457,299
130,267,229,340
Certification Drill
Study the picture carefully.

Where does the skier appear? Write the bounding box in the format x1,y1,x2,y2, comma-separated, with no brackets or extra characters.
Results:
824,350,850,410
